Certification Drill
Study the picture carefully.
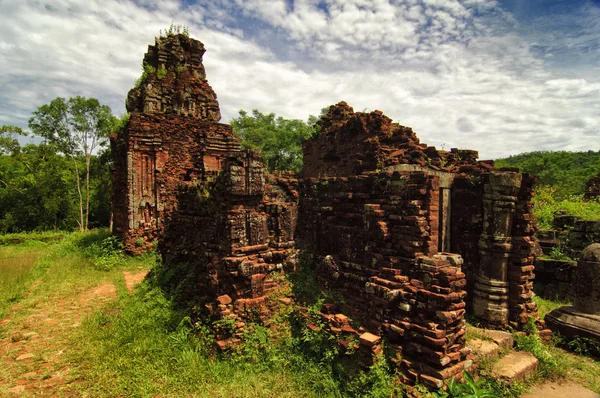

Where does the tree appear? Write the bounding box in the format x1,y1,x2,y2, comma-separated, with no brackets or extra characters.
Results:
0,125,27,156
231,110,317,172
28,97,117,231
0,142,78,232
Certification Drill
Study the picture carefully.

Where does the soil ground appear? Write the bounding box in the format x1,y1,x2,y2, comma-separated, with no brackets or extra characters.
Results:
0,270,148,397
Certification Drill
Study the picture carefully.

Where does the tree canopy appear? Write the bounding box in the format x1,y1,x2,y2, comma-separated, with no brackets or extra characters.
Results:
0,96,119,233
0,125,27,155
231,110,318,173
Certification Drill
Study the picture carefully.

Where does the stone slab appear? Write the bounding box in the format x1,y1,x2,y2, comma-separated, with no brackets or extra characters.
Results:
545,306,600,346
492,351,538,382
466,338,499,360
468,326,514,350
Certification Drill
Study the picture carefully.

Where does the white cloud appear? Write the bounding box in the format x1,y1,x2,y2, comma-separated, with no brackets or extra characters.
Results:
0,0,598,160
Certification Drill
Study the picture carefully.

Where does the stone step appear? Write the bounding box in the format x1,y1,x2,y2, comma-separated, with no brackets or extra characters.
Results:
466,338,499,360
492,351,538,382
468,326,514,350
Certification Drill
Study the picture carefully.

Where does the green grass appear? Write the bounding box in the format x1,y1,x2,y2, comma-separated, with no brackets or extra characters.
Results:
0,230,66,245
0,242,46,317
70,281,330,397
533,296,571,320
69,269,402,397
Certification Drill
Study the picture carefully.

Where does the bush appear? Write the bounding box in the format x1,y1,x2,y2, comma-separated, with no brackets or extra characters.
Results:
66,229,125,271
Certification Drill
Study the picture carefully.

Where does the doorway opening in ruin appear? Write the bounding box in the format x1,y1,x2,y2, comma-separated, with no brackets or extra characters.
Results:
439,187,451,253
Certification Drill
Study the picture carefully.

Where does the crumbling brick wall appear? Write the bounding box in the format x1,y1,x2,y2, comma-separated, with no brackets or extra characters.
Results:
158,152,299,338
297,173,473,388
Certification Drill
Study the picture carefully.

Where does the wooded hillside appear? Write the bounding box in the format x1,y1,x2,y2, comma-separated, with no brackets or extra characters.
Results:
495,151,600,198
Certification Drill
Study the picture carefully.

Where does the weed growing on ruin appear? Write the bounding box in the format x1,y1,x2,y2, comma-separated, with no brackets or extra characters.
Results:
567,336,600,357
550,332,600,358
514,317,565,380
157,67,168,80
547,244,573,261
159,23,189,38
134,61,156,88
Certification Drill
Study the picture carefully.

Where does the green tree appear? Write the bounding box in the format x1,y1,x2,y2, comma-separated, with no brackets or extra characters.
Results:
0,125,27,156
0,143,77,232
28,97,117,230
231,110,317,172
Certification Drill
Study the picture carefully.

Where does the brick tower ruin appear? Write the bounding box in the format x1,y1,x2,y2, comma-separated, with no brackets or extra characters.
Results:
111,34,240,252
112,34,545,390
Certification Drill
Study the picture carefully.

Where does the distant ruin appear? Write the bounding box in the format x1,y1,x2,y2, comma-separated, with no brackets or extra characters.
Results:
585,171,600,200
112,34,543,389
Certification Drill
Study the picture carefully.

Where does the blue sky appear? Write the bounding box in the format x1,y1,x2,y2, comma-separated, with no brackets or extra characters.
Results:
0,0,598,159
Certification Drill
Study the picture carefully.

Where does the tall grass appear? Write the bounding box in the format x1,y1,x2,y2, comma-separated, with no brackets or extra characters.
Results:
0,229,150,319
68,262,401,398
0,242,46,317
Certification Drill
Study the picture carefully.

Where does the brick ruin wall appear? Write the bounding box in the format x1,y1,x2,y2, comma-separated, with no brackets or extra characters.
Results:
298,173,472,388
112,114,240,252
112,34,545,390
158,153,299,323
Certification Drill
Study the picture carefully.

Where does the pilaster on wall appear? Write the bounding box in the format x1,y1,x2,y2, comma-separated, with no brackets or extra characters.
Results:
472,171,522,326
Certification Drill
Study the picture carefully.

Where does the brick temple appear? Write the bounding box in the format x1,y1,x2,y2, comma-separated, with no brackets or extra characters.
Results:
112,34,543,389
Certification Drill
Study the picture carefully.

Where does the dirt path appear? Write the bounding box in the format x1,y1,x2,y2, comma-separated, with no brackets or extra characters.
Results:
523,380,600,398
0,270,148,397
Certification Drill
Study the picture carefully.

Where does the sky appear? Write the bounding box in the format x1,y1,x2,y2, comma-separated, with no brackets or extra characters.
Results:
0,0,599,159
